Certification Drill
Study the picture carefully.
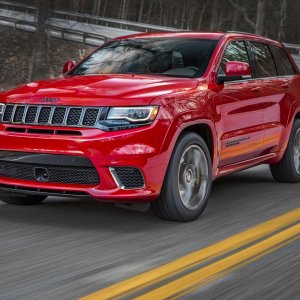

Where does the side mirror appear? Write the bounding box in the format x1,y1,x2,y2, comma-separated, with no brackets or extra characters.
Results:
63,61,76,74
217,61,252,83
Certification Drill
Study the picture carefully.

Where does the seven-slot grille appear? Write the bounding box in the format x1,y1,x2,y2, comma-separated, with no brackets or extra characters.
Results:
1,104,108,128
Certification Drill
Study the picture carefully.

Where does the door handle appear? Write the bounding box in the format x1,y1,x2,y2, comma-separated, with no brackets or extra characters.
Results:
251,87,261,93
281,83,289,88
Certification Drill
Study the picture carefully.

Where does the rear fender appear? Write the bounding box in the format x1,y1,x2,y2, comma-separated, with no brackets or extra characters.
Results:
270,103,300,163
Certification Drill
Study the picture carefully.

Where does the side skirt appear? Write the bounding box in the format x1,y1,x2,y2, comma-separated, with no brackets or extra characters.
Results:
214,153,277,180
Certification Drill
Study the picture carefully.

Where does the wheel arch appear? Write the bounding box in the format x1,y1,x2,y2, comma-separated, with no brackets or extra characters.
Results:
180,123,215,164
158,119,218,184
272,105,300,163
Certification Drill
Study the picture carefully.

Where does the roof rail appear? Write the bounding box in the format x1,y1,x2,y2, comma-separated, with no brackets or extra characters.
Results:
226,31,263,37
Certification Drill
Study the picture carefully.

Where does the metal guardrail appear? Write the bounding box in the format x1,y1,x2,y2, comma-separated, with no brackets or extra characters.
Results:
0,0,179,33
284,44,300,55
0,15,35,31
52,10,180,32
49,24,110,45
0,0,35,14
0,14,110,45
0,0,299,53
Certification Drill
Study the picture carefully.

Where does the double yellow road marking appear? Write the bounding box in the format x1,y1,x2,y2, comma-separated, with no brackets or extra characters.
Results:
81,208,300,300
136,223,300,299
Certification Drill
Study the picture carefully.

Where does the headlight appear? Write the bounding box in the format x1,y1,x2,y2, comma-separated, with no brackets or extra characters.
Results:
99,106,159,131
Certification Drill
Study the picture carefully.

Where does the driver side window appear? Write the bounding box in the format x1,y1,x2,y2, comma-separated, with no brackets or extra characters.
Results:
219,41,251,76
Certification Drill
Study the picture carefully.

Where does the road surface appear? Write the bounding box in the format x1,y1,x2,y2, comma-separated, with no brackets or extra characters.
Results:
0,164,299,300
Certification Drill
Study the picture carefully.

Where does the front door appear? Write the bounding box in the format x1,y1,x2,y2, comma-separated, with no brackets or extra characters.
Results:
217,40,266,167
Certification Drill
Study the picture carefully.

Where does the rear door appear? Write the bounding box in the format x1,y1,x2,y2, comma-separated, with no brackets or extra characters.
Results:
218,41,266,167
261,44,299,153
245,41,283,155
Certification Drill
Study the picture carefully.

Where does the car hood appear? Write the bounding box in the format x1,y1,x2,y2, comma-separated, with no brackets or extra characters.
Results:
2,74,199,106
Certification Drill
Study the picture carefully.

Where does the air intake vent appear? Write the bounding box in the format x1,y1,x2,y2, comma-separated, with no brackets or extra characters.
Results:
3,105,14,122
67,108,82,125
38,107,52,124
25,106,38,123
82,108,99,126
13,106,25,123
110,167,145,189
0,161,100,185
1,104,107,128
52,107,67,124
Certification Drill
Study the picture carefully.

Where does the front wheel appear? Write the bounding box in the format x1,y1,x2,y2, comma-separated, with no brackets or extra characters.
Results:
0,194,47,205
152,132,212,222
270,119,300,183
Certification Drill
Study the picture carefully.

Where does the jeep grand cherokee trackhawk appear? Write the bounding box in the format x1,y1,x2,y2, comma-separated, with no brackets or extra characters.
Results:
0,32,300,222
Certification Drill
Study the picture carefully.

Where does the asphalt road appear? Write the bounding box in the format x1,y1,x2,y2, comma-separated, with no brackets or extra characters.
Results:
0,164,299,300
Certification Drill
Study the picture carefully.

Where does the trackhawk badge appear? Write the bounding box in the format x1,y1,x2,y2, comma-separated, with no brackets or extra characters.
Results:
225,136,251,147
41,97,58,103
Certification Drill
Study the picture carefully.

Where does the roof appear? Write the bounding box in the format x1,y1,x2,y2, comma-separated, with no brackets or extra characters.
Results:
116,32,225,40
115,31,282,47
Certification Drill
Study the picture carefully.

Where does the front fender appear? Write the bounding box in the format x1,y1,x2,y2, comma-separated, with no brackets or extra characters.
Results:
157,115,218,183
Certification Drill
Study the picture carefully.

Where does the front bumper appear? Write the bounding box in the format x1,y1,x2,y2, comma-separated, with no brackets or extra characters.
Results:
0,119,170,202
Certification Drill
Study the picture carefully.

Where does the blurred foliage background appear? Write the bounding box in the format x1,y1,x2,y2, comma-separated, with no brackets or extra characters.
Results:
17,0,300,42
1,0,299,90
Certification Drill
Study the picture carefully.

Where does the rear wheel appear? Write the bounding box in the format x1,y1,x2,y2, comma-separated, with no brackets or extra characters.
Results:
270,119,300,183
152,132,212,222
0,194,47,205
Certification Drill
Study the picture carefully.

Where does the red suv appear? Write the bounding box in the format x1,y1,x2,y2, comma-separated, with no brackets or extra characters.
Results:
0,32,299,222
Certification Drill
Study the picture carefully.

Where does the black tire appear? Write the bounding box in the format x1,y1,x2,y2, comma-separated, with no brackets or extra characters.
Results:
0,194,47,205
152,132,212,222
270,119,300,183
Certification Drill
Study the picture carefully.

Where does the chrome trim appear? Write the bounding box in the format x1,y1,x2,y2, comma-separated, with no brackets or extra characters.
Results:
78,107,86,126
48,106,55,125
109,167,125,190
0,103,5,119
109,167,146,190
95,108,102,127
22,105,29,124
10,105,17,123
62,106,70,126
34,106,42,124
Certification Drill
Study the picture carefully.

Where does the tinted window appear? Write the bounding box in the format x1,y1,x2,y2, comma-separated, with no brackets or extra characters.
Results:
219,41,250,76
270,45,295,76
69,38,218,78
248,42,277,78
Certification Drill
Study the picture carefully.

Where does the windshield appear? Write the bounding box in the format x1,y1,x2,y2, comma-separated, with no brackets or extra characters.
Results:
68,38,219,78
